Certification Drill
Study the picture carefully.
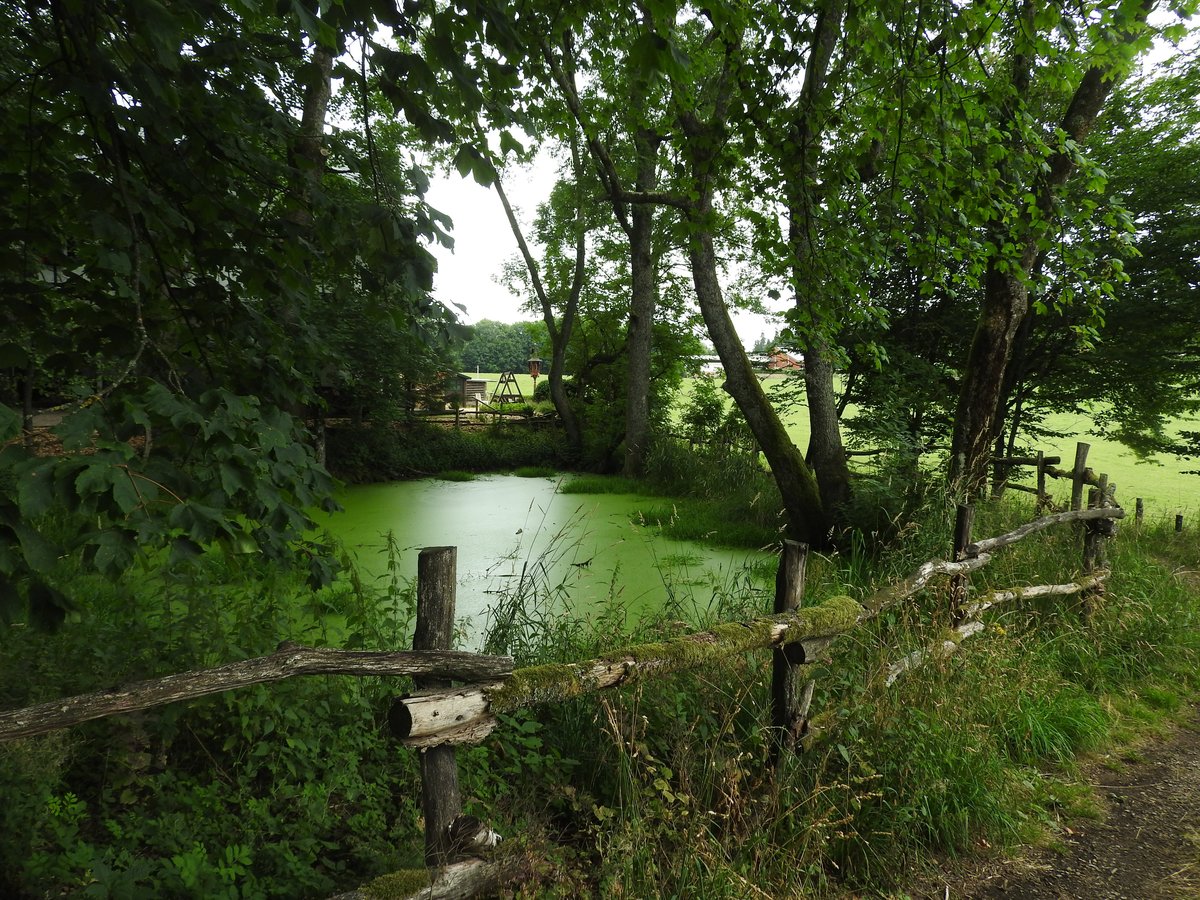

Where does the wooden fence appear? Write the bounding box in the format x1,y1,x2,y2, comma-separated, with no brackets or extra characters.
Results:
0,445,1131,900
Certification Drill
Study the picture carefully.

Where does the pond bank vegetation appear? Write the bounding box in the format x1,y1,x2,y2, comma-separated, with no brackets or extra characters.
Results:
5,483,1199,897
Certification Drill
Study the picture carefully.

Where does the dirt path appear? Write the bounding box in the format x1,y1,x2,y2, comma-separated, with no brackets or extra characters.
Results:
917,711,1200,899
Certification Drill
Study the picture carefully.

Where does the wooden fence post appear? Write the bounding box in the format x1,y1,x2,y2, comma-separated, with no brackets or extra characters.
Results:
414,547,464,868
1135,498,1144,527
1036,451,1047,511
1081,488,1102,621
950,504,975,625
772,540,809,764
1070,442,1090,512
1098,476,1112,571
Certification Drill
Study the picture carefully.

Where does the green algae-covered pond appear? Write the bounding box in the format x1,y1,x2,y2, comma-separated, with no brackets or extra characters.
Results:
323,474,773,648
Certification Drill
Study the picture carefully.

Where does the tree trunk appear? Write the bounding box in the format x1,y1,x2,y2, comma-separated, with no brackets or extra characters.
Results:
491,166,583,453
688,214,826,545
786,0,850,523
622,135,659,477
949,2,1152,494
950,262,1030,494
289,44,334,228
801,337,850,523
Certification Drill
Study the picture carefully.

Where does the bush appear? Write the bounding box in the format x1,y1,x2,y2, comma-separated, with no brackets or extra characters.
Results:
0,551,423,899
325,423,570,483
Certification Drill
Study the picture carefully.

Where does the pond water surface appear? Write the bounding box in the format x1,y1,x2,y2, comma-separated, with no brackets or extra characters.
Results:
323,475,772,647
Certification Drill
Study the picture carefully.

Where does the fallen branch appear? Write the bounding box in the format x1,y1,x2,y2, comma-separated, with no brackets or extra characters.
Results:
391,596,863,748
885,621,985,686
962,572,1108,620
0,644,513,743
966,506,1124,557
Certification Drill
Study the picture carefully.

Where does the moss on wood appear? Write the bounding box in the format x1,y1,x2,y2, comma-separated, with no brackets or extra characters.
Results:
488,595,861,713
359,869,431,899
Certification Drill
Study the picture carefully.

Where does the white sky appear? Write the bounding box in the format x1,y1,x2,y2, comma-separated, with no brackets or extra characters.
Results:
424,158,781,348
424,157,557,325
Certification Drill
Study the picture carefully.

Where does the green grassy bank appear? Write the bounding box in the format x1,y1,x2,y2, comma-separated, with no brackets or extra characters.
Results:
4,485,1199,897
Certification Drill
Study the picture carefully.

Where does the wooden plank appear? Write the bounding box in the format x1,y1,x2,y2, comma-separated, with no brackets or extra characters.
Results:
965,506,1124,557
884,573,1109,687
996,455,1061,467
860,555,993,618
1005,482,1041,495
1071,442,1090,510
950,504,975,623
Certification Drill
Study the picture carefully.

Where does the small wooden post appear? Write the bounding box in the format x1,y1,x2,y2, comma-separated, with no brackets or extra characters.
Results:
950,503,975,624
1035,451,1047,511
1135,498,1144,527
1070,442,1090,512
1081,489,1101,621
1096,474,1111,571
414,547,463,868
772,540,809,764
1176,514,1185,533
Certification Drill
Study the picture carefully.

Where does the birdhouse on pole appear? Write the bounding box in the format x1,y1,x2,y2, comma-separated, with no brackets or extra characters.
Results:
528,352,542,383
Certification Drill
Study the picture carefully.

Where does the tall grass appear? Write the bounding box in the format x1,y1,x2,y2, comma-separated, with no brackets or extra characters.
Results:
460,496,1200,896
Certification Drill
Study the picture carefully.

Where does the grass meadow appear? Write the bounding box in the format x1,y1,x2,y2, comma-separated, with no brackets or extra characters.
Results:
670,373,1200,517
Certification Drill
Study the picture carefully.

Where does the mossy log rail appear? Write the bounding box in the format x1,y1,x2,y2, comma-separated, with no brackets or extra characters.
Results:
0,644,513,743
966,506,1123,557
390,596,863,749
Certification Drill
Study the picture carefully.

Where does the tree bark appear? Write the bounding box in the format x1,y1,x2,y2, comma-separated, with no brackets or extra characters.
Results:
788,0,852,522
414,547,463,868
801,338,850,521
688,215,827,544
491,167,583,452
0,645,512,743
622,131,660,477
949,2,1154,493
391,595,862,748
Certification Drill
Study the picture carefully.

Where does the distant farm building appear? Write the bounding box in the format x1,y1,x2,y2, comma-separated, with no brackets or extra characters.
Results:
445,374,489,407
691,349,803,376
766,348,803,371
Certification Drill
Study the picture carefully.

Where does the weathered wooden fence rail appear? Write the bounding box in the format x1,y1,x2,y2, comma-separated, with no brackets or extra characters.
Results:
0,444,1131,899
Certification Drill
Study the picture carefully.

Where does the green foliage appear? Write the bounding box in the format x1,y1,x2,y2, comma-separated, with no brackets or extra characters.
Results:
435,470,476,482
454,320,546,375
0,0,479,624
513,466,558,478
325,423,569,483
454,494,1200,896
0,551,423,899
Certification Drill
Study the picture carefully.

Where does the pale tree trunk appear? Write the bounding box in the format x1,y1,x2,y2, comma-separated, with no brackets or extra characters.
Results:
290,45,334,229
787,0,851,522
622,136,659,477
802,338,850,518
491,138,585,453
949,2,1152,494
688,208,826,544
540,27,665,477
